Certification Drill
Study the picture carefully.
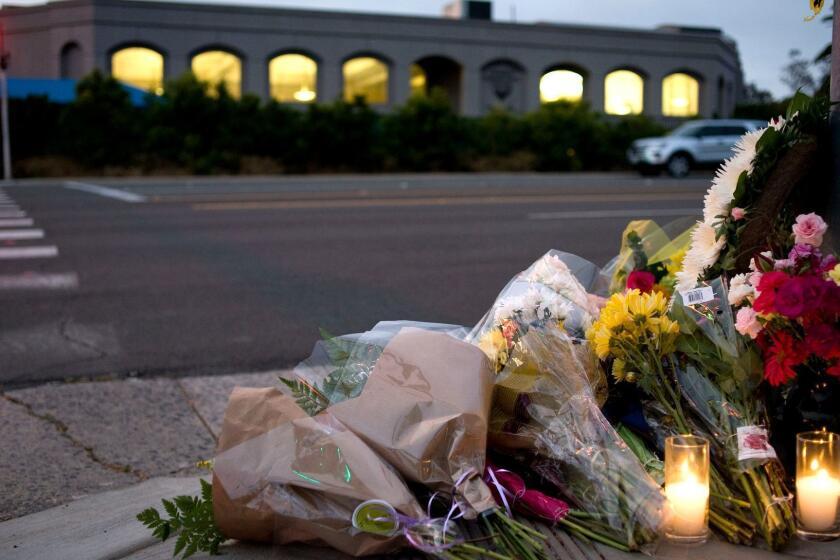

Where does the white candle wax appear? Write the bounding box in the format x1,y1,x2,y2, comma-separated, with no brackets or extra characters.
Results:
665,478,709,536
797,469,840,531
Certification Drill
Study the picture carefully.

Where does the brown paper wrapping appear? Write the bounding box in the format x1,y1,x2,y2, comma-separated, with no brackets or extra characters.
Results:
330,327,497,516
212,387,424,556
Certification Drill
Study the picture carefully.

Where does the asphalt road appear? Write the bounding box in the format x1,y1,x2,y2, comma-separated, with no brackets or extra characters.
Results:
0,173,708,387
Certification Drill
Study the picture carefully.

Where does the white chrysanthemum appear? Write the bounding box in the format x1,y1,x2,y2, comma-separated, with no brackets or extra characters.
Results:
728,273,754,306
703,162,742,223
494,298,519,323
677,222,726,292
519,288,542,322
729,128,763,172
675,267,700,293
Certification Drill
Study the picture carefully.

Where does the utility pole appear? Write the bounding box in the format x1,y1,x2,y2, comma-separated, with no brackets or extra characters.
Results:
831,1,840,228
0,26,10,183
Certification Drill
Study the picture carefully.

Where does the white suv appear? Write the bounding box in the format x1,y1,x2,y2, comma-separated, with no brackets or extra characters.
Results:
627,119,765,177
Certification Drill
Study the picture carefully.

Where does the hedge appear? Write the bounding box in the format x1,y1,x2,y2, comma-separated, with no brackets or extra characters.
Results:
10,70,669,177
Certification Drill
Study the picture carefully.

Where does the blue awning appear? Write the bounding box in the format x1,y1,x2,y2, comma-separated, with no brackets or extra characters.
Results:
8,78,150,106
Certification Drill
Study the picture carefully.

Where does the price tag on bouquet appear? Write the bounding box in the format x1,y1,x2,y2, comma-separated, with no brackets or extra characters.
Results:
737,426,777,461
679,286,715,306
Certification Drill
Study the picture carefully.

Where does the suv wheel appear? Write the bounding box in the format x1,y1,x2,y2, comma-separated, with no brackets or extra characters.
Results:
666,153,691,178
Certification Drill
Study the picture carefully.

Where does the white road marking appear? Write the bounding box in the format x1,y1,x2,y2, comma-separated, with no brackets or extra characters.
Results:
528,208,701,220
0,272,78,289
65,181,146,203
0,246,58,259
0,210,25,218
0,228,43,240
0,218,33,227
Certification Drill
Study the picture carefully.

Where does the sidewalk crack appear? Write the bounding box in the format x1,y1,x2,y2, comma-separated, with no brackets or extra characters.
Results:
1,392,146,480
176,379,219,444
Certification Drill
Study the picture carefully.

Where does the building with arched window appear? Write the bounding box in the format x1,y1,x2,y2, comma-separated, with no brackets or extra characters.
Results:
1,0,743,119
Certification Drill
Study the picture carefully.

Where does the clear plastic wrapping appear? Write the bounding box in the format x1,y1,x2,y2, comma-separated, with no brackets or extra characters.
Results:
484,326,665,551
601,218,695,295
467,251,664,550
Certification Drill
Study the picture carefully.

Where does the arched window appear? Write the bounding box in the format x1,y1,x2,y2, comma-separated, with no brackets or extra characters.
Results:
662,73,699,117
604,70,644,115
60,42,84,80
191,50,242,98
111,46,164,94
539,69,583,103
268,53,317,103
410,63,427,97
343,57,388,104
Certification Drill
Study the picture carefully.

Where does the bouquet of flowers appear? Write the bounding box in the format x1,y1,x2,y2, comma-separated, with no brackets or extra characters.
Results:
728,213,840,470
282,323,549,560
470,252,665,552
586,288,764,546
210,387,426,556
670,279,796,550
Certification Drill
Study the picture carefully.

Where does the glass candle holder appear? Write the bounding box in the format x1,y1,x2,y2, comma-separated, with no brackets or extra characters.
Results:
664,435,710,544
796,431,840,541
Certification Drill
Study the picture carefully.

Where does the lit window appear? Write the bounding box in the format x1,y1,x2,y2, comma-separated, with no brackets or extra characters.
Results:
410,64,427,97
604,70,644,115
269,54,317,103
539,69,583,103
111,47,164,95
191,51,242,98
343,57,388,104
662,73,699,117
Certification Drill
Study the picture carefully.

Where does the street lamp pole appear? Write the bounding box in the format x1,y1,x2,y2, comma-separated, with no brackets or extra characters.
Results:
830,1,840,227
0,27,10,183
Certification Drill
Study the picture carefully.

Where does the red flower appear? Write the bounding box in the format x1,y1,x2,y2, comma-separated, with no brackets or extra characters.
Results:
753,271,791,314
775,275,827,318
806,324,840,355
763,331,806,386
627,270,655,293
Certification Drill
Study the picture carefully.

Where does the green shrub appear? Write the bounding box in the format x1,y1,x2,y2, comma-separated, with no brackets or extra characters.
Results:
382,89,469,171
12,70,675,176
57,70,140,167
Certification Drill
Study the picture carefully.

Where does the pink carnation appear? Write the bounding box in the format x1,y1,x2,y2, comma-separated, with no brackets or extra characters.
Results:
731,207,746,221
735,307,763,339
792,213,828,247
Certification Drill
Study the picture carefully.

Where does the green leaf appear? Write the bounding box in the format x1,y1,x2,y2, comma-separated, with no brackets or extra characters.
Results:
732,170,748,203
319,327,353,365
786,91,811,120
136,481,226,559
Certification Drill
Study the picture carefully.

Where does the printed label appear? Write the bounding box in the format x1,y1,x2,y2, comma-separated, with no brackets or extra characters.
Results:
680,286,715,305
737,426,777,461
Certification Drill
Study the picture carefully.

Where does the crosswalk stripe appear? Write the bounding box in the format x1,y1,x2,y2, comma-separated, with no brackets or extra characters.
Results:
0,210,25,218
0,229,44,240
0,272,78,289
0,218,33,227
0,246,58,259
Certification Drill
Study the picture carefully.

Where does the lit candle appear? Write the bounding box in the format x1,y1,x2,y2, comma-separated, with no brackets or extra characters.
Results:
666,471,710,536
797,463,840,531
664,435,710,544
796,431,840,539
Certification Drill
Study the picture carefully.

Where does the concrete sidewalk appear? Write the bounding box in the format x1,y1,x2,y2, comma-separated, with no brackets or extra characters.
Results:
2,373,839,559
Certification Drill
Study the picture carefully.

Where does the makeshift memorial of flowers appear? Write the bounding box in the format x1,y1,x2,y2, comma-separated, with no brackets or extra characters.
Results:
138,92,839,559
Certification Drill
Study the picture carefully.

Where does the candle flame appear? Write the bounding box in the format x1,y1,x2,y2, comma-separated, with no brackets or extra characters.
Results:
811,459,820,472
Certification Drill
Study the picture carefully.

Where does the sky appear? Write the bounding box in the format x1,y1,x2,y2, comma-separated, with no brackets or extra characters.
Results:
6,0,832,97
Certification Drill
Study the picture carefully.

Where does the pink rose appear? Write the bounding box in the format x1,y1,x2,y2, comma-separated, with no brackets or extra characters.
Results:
735,307,762,339
731,207,746,221
792,213,828,247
